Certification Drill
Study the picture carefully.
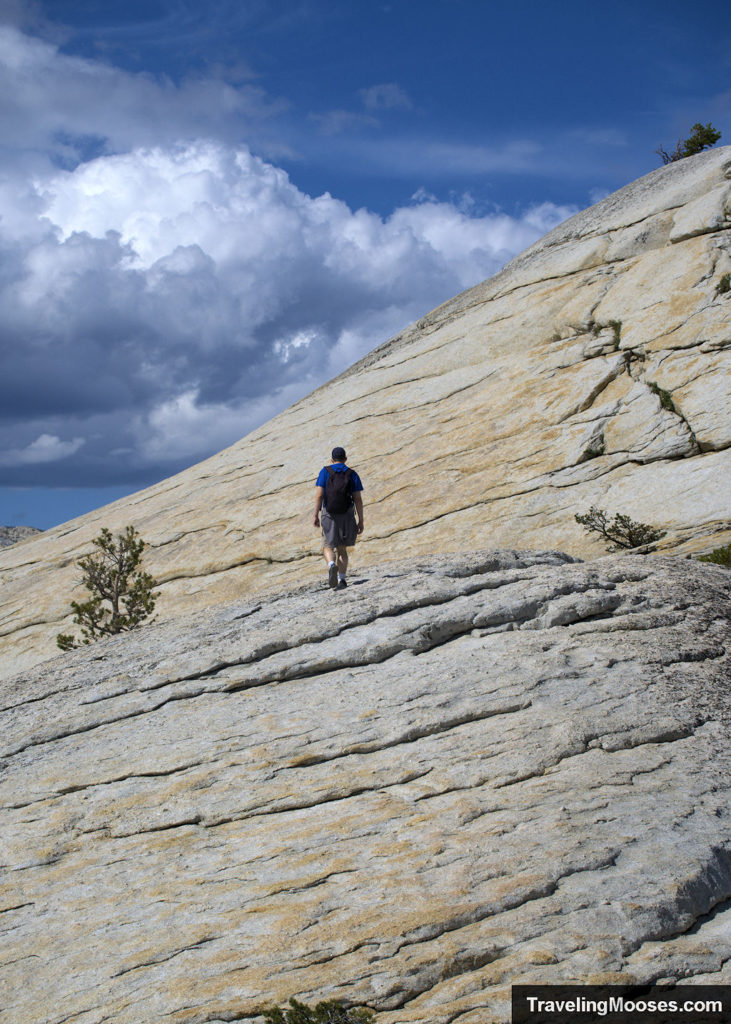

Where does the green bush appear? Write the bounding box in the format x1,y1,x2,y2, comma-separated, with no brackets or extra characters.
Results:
647,381,676,412
608,319,623,345
681,122,723,157
656,122,722,164
262,998,376,1024
717,272,731,296
697,543,731,568
56,526,157,651
588,319,622,345
575,507,666,550
582,438,606,461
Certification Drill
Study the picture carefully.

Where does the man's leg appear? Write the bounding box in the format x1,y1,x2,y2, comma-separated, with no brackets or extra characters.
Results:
335,546,350,588
336,546,348,574
323,544,338,587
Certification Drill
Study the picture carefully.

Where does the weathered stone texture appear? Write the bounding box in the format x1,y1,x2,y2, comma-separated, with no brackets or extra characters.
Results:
1,147,730,677
1,550,730,1023
0,526,41,550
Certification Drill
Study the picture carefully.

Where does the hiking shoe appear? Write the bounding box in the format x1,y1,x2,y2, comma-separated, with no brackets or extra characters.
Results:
328,563,338,588
337,578,348,590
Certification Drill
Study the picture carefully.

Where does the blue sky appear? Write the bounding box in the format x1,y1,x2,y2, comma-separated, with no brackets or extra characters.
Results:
1,0,729,530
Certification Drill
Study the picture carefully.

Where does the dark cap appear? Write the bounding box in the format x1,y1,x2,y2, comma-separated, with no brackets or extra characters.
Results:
331,446,347,462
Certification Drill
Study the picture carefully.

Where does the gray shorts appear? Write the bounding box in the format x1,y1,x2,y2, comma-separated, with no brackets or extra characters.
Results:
321,507,358,548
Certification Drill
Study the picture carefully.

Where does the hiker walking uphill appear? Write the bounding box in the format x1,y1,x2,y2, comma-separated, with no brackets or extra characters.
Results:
313,447,364,590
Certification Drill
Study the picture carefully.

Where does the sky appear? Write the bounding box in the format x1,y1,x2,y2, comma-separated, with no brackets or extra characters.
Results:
1,0,729,530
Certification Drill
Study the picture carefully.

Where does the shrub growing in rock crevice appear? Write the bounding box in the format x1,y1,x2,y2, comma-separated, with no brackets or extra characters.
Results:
647,380,676,412
581,436,606,461
262,998,376,1023
698,543,731,568
588,319,622,345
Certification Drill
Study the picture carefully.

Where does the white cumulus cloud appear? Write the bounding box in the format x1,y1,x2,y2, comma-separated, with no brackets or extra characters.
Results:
0,433,84,467
0,24,286,167
0,139,574,485
0,25,576,490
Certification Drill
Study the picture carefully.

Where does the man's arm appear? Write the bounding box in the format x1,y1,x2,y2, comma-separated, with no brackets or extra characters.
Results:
354,492,364,534
313,485,324,527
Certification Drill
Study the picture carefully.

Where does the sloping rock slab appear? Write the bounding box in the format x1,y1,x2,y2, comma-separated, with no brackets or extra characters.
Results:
1,550,730,1024
2,147,731,681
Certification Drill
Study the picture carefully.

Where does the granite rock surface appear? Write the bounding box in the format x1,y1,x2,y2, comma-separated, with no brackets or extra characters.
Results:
1,147,730,677
0,527,41,550
1,549,730,1024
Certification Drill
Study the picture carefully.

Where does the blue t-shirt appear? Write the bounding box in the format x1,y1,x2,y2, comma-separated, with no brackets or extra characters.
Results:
316,463,363,510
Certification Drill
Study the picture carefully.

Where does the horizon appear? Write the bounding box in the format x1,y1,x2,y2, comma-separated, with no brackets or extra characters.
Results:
1,0,729,530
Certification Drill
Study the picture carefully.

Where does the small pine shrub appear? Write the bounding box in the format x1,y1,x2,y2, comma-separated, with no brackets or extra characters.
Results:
587,320,622,345
575,506,666,551
717,273,731,296
582,438,606,461
648,381,676,413
697,543,731,568
56,526,157,651
656,122,722,164
681,122,722,157
262,998,376,1024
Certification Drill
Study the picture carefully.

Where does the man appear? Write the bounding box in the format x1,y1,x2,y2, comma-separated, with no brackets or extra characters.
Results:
313,446,364,590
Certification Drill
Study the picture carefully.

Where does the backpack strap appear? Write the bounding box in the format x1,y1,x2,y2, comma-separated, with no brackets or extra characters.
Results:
325,465,352,481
